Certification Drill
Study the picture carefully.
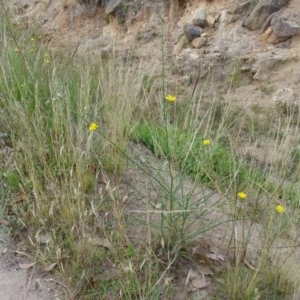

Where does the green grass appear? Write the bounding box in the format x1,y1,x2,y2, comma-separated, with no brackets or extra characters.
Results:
1,7,300,299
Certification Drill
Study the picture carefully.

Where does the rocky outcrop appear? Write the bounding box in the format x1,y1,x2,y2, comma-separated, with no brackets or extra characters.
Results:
271,14,300,38
243,0,290,30
261,14,300,43
242,49,298,80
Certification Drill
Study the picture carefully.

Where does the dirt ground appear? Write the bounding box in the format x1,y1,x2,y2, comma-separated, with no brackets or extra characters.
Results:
0,230,67,300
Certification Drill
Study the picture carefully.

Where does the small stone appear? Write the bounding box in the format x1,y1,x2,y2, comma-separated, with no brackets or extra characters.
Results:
183,23,203,42
192,37,207,48
192,8,206,27
205,15,215,27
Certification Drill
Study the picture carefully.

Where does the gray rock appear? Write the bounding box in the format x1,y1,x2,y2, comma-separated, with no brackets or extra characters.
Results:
192,8,206,27
260,11,278,33
184,23,203,42
105,0,123,15
243,0,290,31
271,14,300,38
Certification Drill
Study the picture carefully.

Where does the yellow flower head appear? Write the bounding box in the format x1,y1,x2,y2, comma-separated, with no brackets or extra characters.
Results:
237,192,247,200
202,139,211,146
276,204,285,214
31,37,35,42
89,122,99,132
165,95,176,102
45,59,51,64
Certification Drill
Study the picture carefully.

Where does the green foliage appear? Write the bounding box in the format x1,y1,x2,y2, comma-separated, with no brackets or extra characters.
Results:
130,122,265,192
4,170,20,190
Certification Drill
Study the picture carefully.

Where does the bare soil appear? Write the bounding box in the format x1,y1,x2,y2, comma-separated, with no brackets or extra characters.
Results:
0,230,67,300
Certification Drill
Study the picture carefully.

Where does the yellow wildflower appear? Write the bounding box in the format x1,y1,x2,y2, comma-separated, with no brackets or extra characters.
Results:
202,139,211,146
45,59,50,64
31,37,35,42
165,95,176,102
237,192,247,200
89,122,99,132
276,204,285,214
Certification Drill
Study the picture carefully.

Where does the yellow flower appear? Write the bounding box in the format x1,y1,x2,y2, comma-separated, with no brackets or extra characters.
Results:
165,95,176,102
202,139,211,146
276,204,285,214
237,192,247,200
14,48,20,53
45,59,50,64
89,122,99,131
31,37,35,42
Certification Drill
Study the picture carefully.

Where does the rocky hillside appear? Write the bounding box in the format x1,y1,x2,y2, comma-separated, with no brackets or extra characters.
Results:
7,0,300,164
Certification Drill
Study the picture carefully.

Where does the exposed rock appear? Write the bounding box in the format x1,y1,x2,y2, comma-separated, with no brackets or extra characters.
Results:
192,8,206,27
192,36,207,48
229,0,252,15
173,36,188,56
271,14,300,38
260,11,278,33
261,26,274,41
206,15,216,27
243,49,298,80
105,0,123,15
272,88,298,113
262,14,300,44
175,48,203,77
243,0,290,31
184,23,203,42
218,10,233,29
